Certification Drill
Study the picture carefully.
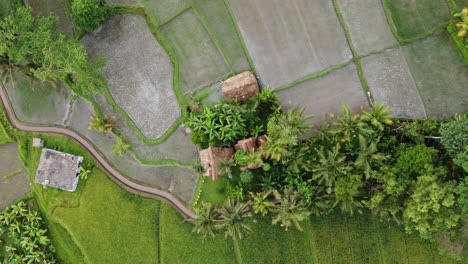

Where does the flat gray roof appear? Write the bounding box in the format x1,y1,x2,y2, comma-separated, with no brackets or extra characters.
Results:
34,148,83,192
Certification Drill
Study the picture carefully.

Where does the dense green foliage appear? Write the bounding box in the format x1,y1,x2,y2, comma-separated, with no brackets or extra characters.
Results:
190,93,466,257
88,113,115,134
185,88,279,148
440,114,468,162
0,201,57,263
71,0,112,35
454,8,468,47
0,7,106,95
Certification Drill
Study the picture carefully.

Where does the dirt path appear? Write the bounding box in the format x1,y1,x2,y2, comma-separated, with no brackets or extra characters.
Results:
0,86,196,219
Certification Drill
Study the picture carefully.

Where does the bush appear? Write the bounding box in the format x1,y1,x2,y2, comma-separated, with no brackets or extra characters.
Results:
394,144,438,178
240,171,253,184
71,0,112,34
439,114,468,158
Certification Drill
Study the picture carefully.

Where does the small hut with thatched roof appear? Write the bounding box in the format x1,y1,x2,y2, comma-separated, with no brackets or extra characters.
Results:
235,137,257,153
222,71,259,102
199,147,234,181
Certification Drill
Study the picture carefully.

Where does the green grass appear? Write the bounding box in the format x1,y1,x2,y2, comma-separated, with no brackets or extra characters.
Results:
383,0,450,41
0,122,11,145
159,202,236,264
53,170,160,263
447,22,468,63
198,176,229,205
191,0,250,73
238,216,312,264
23,134,159,263
309,212,456,263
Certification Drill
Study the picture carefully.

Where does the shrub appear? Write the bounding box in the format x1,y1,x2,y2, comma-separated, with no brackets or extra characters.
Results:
439,114,468,158
240,171,253,184
71,0,112,34
394,144,438,178
454,8,468,47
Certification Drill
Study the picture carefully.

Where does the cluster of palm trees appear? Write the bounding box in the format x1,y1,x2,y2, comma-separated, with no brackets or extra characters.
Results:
190,187,311,240
0,201,56,263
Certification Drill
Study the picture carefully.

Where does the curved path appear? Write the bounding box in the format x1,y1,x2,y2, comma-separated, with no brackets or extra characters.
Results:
0,86,196,219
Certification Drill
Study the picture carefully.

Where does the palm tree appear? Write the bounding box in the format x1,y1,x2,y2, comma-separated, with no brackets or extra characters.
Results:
249,190,275,216
270,187,311,231
311,144,351,194
307,187,333,216
79,166,92,180
354,135,388,179
263,136,290,162
215,198,251,240
217,158,235,178
189,202,220,239
334,174,364,215
360,103,393,131
88,113,115,134
111,136,130,157
335,104,373,141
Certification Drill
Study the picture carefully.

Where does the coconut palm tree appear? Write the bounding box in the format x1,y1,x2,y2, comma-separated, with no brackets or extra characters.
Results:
249,190,275,216
354,135,388,179
79,166,92,180
270,187,311,231
189,202,220,239
88,113,115,134
217,158,235,178
215,198,251,240
360,103,393,131
311,144,352,194
111,136,130,157
335,104,373,141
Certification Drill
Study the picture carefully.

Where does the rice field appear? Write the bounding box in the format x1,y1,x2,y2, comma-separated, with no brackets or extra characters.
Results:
160,10,231,94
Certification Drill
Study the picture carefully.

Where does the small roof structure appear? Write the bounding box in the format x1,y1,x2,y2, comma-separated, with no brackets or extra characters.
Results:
34,148,83,192
32,138,44,148
199,147,234,181
235,137,257,153
222,71,259,102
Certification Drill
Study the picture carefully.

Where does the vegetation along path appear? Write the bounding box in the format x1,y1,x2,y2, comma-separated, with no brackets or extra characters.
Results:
0,85,196,219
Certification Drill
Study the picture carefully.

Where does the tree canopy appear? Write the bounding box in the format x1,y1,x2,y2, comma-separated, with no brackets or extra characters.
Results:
0,6,106,95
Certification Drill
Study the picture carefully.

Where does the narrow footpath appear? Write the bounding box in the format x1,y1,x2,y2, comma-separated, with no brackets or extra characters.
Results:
0,86,196,219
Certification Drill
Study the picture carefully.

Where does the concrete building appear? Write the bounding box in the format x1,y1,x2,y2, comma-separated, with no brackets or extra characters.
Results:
34,148,83,192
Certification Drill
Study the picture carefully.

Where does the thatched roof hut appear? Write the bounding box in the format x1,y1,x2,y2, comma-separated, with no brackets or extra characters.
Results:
222,71,259,102
199,147,234,181
235,137,257,153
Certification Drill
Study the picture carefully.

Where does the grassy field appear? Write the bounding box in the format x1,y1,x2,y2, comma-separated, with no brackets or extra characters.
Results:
54,170,160,263
384,0,450,40
0,122,11,145
24,135,160,263
238,216,312,264
309,212,456,264
159,203,236,264
198,176,229,205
